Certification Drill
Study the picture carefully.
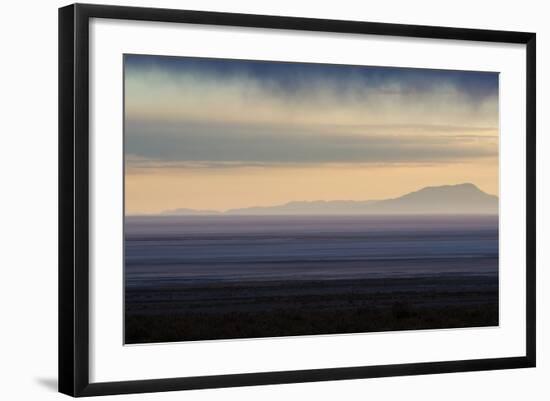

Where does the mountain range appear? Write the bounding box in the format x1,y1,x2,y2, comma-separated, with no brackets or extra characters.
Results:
161,183,498,216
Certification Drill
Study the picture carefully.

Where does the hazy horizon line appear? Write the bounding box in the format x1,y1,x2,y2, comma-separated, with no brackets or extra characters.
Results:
126,182,498,216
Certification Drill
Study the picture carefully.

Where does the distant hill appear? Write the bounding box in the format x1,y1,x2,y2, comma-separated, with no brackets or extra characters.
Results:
226,200,378,215
364,183,498,215
161,183,498,216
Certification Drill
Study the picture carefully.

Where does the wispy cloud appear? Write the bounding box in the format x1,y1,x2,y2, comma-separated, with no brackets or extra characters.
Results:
125,57,498,125
124,55,498,169
125,119,497,168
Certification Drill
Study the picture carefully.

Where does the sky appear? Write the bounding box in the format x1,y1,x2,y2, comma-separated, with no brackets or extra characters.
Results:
124,54,499,215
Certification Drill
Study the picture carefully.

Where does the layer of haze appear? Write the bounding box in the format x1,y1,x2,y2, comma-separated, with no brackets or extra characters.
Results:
124,55,499,215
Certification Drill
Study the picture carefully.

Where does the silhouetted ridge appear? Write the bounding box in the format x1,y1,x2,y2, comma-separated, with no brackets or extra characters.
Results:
160,183,498,215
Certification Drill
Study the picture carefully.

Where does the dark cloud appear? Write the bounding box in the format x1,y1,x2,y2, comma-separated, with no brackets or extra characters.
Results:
125,120,497,166
125,54,499,103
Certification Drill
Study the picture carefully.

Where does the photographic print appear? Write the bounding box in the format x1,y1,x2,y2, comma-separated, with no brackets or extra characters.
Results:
124,54,499,344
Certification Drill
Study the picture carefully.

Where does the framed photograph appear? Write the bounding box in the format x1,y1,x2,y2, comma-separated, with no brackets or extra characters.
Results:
58,3,536,397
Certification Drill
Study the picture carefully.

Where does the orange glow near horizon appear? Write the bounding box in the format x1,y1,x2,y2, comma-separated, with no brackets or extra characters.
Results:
125,160,498,214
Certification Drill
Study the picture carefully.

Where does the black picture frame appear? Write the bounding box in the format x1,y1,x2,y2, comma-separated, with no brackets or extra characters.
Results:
59,3,536,397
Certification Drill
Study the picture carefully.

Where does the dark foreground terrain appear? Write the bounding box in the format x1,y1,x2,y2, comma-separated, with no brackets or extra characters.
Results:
125,215,498,344
125,275,498,344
